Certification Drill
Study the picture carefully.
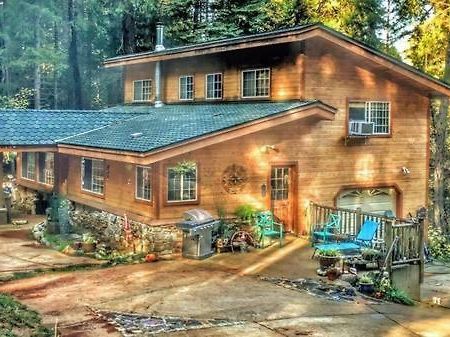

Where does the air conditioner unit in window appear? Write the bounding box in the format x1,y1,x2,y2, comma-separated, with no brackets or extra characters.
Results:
349,121,374,136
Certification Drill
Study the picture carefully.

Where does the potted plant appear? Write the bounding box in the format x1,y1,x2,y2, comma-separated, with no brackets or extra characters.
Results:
81,233,97,253
358,274,375,294
317,249,341,270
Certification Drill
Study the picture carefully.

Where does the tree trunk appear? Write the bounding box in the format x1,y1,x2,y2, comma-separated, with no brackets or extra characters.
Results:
121,10,136,54
68,0,83,108
433,37,450,232
53,20,58,109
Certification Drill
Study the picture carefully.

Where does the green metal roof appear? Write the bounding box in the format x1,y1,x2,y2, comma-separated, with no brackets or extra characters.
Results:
0,109,145,146
58,101,322,153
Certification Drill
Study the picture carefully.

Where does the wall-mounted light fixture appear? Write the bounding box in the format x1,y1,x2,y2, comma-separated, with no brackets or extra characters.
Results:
260,145,279,154
401,166,410,175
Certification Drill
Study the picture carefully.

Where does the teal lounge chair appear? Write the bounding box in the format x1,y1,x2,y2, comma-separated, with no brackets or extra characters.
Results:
255,211,284,248
312,219,379,257
312,213,341,243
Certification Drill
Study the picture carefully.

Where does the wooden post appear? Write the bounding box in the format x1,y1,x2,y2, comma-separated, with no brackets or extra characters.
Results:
418,218,425,283
385,219,394,275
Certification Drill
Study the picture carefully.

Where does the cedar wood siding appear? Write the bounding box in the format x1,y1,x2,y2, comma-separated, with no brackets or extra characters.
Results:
121,37,428,232
124,43,305,103
16,38,429,232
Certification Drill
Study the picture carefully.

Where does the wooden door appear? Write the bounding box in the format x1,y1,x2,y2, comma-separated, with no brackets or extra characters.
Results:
270,166,294,232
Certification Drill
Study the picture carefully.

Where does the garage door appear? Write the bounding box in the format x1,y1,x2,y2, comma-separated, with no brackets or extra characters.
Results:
337,188,396,216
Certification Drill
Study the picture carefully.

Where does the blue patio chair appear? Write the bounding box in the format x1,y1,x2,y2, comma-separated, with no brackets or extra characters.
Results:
312,219,379,257
312,213,341,243
255,211,284,248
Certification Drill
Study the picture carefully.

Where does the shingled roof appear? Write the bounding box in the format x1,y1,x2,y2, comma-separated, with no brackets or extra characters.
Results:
58,101,332,153
0,109,145,147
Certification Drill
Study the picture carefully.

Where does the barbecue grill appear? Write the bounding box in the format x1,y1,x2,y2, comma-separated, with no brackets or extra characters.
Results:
177,209,220,259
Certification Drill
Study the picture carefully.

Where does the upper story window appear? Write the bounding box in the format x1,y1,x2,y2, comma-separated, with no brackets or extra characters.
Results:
81,157,105,195
179,75,194,100
349,101,390,135
205,73,223,100
38,152,54,186
136,166,152,201
21,152,36,180
242,68,270,98
167,164,197,202
133,79,152,102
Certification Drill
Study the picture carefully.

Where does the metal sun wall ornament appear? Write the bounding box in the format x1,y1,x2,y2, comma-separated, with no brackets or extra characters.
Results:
222,164,248,194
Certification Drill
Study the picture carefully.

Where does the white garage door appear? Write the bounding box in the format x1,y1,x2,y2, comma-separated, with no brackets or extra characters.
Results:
337,188,396,216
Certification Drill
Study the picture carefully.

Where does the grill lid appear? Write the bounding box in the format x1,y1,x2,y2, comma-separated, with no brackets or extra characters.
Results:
183,209,214,223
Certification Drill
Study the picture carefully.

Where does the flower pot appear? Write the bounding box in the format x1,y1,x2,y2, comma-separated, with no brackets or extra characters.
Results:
82,242,96,253
145,253,158,263
318,255,340,269
326,268,340,281
359,282,375,294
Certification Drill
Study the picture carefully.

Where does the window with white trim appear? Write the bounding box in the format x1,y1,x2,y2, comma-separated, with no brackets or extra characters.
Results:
205,73,222,99
81,158,105,195
133,79,152,102
38,152,54,185
349,101,390,135
242,68,270,98
21,152,36,180
179,75,194,100
136,166,152,201
167,165,197,202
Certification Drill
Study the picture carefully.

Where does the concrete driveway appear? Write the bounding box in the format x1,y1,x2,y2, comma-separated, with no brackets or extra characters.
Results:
0,215,101,277
0,238,449,337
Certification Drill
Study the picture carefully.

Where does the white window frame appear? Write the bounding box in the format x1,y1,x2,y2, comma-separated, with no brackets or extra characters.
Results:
167,165,198,203
205,73,223,100
241,68,271,98
179,75,194,101
135,165,152,202
133,79,152,102
81,157,105,195
21,152,36,181
38,152,55,186
349,101,391,135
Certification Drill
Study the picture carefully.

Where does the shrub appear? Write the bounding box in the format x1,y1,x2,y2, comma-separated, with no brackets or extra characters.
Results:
428,225,450,261
234,204,258,221
384,287,415,306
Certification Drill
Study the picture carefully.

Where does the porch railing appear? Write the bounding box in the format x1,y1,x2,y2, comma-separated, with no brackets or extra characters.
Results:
307,202,424,271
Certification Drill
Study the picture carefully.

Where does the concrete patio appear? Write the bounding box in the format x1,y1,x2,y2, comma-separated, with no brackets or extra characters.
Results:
0,215,102,278
0,233,449,337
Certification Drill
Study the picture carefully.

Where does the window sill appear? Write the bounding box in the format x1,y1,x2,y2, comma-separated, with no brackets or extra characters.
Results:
164,199,199,207
81,189,105,199
135,197,153,206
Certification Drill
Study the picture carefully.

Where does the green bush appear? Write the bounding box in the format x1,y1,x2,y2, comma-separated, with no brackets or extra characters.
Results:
0,293,53,337
428,225,450,261
234,204,258,221
384,287,415,306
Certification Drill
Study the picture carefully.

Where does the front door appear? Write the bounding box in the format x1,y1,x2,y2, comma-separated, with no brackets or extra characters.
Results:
270,166,294,232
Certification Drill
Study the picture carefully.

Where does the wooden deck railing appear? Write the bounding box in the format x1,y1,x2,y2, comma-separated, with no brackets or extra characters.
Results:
307,202,424,271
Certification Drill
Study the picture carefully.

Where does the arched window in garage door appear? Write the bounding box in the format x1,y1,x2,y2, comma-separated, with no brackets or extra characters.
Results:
337,188,396,217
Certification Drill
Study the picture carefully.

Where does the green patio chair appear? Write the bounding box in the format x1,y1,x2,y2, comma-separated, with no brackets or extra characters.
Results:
312,213,341,244
255,211,284,248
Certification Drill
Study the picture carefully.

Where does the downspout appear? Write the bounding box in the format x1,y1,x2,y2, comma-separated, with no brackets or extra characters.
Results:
0,152,7,224
154,23,165,108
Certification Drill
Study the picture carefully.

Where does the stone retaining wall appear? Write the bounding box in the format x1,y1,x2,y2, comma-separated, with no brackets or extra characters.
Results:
69,204,181,255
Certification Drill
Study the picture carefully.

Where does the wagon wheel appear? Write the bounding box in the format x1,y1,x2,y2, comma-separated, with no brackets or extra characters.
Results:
230,230,256,253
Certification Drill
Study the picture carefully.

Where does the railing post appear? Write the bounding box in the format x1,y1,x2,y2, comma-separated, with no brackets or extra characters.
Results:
385,219,394,274
355,207,363,236
418,218,425,284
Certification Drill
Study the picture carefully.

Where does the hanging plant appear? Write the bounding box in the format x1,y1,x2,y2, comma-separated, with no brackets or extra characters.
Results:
173,160,197,175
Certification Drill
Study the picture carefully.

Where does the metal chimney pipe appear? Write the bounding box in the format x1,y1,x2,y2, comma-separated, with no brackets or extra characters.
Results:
154,23,164,107
155,23,165,51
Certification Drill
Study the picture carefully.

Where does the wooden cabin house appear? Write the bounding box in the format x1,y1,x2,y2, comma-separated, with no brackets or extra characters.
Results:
2,24,450,235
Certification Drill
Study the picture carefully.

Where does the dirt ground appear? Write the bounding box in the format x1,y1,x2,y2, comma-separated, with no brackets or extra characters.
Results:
0,233,449,337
